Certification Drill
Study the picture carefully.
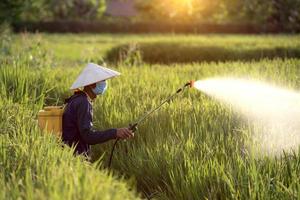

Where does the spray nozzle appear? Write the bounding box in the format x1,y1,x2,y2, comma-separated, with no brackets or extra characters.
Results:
176,81,195,93
184,80,195,88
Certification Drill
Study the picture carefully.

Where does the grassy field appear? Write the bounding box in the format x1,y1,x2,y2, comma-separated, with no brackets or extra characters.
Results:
1,32,300,199
12,33,300,64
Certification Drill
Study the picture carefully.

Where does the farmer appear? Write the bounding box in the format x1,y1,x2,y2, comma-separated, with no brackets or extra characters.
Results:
62,63,133,157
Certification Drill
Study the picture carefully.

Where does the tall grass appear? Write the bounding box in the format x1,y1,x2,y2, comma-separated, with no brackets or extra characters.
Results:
19,34,300,63
0,34,139,200
105,42,300,64
2,33,300,199
92,60,300,199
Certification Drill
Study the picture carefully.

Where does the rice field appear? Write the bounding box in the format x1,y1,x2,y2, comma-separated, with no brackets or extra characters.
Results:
1,32,300,199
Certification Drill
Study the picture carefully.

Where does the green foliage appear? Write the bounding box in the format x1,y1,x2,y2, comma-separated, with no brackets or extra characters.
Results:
0,99,139,200
92,59,300,199
0,0,106,23
1,0,299,32
45,0,106,20
19,0,52,22
136,0,300,31
0,34,139,200
37,34,300,63
0,0,26,23
0,23,12,56
106,43,143,66
221,0,273,23
1,33,300,199
106,41,300,64
269,0,300,32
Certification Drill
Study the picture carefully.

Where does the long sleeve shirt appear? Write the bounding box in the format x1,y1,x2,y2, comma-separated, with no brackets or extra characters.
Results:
62,91,117,155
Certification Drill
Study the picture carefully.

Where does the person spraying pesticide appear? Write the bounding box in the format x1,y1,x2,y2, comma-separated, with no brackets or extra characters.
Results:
38,62,194,165
62,63,134,157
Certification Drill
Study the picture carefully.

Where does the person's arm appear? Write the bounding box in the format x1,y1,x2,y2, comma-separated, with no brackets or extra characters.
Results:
76,99,117,145
76,98,133,144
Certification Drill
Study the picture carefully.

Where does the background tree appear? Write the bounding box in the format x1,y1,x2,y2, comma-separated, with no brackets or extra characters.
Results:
0,0,106,24
0,0,28,24
1,0,299,32
46,0,106,20
269,0,300,31
135,0,299,31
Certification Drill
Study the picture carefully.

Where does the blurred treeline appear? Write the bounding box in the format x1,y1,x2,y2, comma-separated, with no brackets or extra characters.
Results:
1,0,300,32
138,0,300,30
0,0,106,22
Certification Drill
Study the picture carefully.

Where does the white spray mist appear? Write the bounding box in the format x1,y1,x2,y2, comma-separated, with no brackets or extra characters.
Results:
194,78,300,155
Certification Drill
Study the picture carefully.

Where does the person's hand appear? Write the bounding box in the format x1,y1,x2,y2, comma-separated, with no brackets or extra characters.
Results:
116,128,134,139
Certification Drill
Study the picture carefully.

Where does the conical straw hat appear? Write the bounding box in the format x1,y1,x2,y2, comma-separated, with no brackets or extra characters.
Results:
70,63,120,90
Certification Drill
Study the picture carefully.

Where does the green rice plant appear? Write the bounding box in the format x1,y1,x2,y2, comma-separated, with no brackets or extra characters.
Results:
0,35,139,200
2,33,300,200
0,99,139,200
15,33,300,64
105,42,300,64
91,59,300,199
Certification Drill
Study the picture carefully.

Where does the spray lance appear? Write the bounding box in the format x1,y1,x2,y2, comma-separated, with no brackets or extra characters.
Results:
108,80,195,167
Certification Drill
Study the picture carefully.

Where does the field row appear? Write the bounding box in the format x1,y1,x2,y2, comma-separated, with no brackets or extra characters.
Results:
1,33,300,199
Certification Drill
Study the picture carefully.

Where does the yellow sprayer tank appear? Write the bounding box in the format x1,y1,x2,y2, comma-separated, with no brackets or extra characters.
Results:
38,106,64,137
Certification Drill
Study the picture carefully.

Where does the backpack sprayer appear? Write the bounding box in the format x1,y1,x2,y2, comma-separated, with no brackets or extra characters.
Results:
108,80,195,167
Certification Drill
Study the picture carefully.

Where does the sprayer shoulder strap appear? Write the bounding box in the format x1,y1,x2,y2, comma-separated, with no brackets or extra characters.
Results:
63,91,87,111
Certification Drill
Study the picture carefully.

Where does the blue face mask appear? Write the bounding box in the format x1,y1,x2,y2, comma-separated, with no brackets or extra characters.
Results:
92,81,107,95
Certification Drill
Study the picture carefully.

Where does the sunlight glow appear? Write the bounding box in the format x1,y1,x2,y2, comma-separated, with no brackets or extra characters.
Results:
164,0,195,18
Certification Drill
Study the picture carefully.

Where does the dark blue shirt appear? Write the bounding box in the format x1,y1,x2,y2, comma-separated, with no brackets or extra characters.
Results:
62,91,117,155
